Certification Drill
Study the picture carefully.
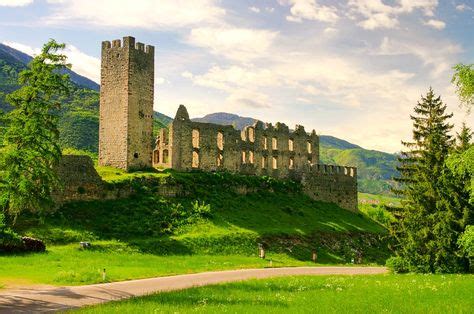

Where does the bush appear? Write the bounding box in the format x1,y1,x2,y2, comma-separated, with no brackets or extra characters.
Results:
458,225,474,258
386,256,410,273
0,212,46,253
0,211,23,252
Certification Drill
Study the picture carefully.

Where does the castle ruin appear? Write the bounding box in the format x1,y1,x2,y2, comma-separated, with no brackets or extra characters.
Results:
98,36,358,211
99,36,154,171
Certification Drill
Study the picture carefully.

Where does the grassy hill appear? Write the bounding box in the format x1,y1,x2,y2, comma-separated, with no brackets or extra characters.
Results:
2,170,389,286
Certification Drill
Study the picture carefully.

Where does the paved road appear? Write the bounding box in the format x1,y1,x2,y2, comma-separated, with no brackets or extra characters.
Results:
0,266,387,313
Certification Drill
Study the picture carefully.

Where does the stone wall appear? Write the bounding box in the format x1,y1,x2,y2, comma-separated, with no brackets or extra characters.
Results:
155,105,319,178
98,36,154,171
54,155,105,203
302,164,358,212
153,105,358,212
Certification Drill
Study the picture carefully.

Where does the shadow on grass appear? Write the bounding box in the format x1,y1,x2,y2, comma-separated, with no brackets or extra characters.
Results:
12,171,389,264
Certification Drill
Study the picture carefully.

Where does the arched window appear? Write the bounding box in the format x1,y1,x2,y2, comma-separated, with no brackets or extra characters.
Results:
272,157,278,169
262,156,267,169
249,151,254,164
242,151,246,164
192,151,199,168
248,128,255,143
217,131,224,150
289,157,294,169
307,141,312,154
163,149,169,164
192,129,200,148
217,153,223,167
272,137,278,150
288,139,294,151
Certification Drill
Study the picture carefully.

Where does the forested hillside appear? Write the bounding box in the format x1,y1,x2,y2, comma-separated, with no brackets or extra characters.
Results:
0,43,398,195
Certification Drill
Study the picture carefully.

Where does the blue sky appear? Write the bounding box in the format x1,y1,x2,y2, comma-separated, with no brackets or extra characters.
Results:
1,0,473,153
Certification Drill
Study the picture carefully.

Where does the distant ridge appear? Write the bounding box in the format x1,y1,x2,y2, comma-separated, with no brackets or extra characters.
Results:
0,43,99,91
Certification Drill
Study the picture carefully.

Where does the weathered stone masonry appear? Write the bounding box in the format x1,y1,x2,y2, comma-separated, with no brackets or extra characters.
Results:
153,105,358,211
98,36,154,171
96,35,358,211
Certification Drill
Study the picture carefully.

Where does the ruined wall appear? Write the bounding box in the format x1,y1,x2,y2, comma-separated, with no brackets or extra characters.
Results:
302,165,358,212
99,36,154,171
155,105,319,178
152,105,357,211
54,155,105,202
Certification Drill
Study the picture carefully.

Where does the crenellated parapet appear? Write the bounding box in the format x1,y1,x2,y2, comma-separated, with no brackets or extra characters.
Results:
102,36,154,55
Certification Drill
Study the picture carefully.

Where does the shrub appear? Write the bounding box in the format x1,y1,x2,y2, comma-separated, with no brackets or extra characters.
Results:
386,256,410,273
458,225,474,271
458,225,474,257
0,211,23,252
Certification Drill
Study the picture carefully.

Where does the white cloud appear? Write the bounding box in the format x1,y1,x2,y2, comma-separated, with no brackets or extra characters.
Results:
0,0,33,6
2,41,40,56
226,89,271,108
455,3,472,11
188,27,278,61
282,0,339,23
2,41,100,82
424,18,446,29
43,0,225,29
376,36,461,78
181,71,194,79
323,27,338,36
358,12,399,29
348,0,440,30
249,6,260,13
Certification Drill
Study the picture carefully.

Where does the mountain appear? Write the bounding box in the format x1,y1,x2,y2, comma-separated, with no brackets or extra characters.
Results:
0,43,398,195
192,112,257,130
192,112,399,195
0,43,99,91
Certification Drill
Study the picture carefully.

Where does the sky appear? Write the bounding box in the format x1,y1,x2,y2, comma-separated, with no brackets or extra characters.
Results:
0,0,473,153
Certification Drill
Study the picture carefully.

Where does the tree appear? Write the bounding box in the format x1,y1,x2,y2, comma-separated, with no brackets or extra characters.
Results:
0,39,71,218
391,88,469,272
452,63,474,112
456,123,473,152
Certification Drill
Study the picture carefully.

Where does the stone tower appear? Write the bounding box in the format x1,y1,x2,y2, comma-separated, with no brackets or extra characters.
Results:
99,36,154,171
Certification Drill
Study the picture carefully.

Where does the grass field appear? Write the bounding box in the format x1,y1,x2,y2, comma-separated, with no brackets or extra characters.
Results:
74,274,474,313
1,172,389,287
0,243,321,286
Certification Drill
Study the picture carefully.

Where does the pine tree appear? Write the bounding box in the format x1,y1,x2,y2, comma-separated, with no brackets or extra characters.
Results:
456,123,473,152
392,87,464,272
0,40,71,218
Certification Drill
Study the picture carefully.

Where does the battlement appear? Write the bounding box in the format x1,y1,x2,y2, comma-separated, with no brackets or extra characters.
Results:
101,36,154,55
310,164,357,177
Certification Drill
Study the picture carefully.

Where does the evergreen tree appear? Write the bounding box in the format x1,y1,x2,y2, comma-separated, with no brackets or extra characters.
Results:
391,87,467,272
0,40,71,218
456,123,473,152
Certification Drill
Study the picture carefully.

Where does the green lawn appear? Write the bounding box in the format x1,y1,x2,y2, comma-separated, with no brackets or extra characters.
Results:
75,274,474,313
0,243,320,286
2,171,389,287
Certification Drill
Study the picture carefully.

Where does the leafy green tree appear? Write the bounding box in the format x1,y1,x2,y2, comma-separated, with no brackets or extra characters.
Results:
391,88,469,272
0,40,71,218
452,63,474,111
